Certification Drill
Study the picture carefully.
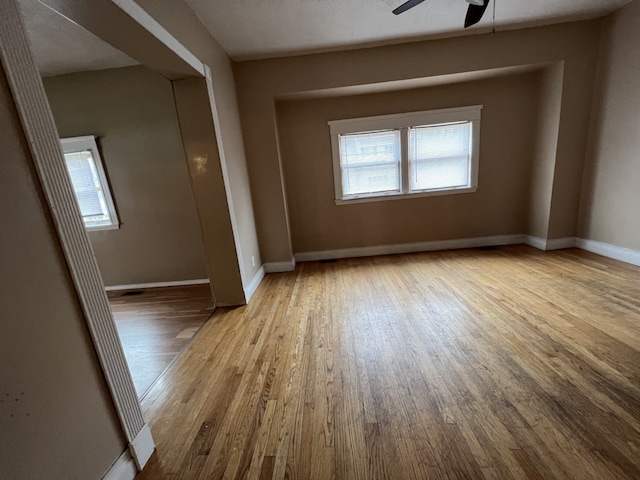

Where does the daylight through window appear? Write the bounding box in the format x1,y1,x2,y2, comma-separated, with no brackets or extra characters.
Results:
61,136,119,230
329,106,482,203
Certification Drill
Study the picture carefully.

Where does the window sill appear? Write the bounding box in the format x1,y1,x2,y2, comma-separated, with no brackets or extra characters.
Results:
335,186,477,205
86,223,120,232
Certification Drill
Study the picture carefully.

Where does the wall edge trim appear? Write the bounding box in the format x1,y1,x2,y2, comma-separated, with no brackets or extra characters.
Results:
525,235,576,251
128,423,155,470
102,449,137,480
290,235,640,268
244,266,265,303
524,235,549,250
104,279,210,292
576,238,640,267
546,237,577,250
295,234,526,262
264,259,297,273
0,0,148,456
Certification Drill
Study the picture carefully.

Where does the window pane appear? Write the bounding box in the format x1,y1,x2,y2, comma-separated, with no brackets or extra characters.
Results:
339,130,400,196
64,150,111,224
409,122,471,191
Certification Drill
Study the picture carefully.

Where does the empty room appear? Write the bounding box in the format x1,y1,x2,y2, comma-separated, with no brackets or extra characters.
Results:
1,0,639,479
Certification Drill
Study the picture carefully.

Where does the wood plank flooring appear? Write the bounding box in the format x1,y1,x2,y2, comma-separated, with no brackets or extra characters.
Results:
109,284,214,398
136,246,640,479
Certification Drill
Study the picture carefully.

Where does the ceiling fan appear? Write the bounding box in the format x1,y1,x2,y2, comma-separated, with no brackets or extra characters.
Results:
393,0,491,28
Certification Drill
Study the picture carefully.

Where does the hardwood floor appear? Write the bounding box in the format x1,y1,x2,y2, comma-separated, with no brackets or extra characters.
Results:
137,246,640,479
108,284,214,398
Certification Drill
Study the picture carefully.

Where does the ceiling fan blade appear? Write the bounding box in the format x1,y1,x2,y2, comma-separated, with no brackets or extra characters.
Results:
392,0,426,15
464,0,490,27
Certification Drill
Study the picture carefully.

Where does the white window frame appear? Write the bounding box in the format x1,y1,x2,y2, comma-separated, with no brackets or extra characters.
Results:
328,105,482,205
60,135,120,231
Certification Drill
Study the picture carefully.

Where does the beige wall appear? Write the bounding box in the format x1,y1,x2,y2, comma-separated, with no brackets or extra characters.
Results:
135,0,262,286
527,64,563,239
235,20,602,261
0,66,124,479
173,77,245,305
579,0,640,251
44,66,208,286
277,73,538,253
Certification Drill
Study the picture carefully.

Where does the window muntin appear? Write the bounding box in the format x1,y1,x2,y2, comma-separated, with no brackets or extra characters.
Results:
329,106,482,204
60,136,119,230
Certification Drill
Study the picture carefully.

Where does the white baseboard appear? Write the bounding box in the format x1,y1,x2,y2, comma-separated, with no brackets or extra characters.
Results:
129,423,155,470
546,237,577,250
295,234,526,262
244,266,265,303
524,235,548,250
102,449,137,480
104,278,209,292
264,258,297,273
576,238,640,267
525,235,576,251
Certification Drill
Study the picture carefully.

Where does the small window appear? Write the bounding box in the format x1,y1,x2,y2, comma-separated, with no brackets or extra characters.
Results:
329,106,482,204
61,136,119,230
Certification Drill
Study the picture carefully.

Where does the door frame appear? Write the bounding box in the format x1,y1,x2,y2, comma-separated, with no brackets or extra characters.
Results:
0,0,246,472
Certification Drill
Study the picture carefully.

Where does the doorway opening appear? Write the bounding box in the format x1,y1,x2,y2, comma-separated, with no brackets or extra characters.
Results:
19,0,215,399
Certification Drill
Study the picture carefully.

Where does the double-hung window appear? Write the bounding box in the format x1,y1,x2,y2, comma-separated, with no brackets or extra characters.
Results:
60,136,119,231
329,105,482,204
